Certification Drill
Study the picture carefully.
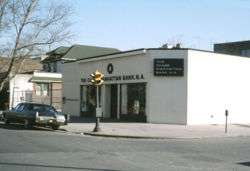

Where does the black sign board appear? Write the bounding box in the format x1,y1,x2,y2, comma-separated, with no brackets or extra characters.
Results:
154,58,184,76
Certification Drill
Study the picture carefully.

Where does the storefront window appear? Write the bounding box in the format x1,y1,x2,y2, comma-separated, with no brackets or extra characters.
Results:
80,85,101,117
127,83,146,115
120,83,146,121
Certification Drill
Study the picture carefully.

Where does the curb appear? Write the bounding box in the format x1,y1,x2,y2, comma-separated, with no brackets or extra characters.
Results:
60,130,250,140
83,132,202,139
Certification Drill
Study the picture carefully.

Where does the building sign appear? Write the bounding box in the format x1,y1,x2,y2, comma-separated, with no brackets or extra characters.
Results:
107,63,113,74
154,58,184,76
81,74,144,83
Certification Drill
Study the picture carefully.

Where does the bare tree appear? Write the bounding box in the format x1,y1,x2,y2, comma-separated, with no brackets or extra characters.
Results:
0,0,72,92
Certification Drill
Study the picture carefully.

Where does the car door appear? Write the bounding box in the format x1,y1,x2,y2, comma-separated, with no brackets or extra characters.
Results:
15,104,26,123
7,103,22,122
21,104,34,121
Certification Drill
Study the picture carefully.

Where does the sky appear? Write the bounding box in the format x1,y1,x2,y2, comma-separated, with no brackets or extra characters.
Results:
64,0,250,51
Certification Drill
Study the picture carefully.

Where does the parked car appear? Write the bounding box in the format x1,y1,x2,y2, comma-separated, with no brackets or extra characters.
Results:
2,103,68,130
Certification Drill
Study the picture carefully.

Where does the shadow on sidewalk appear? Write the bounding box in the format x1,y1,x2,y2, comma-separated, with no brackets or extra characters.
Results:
69,116,146,123
0,122,60,132
0,162,120,171
69,116,95,123
233,124,250,128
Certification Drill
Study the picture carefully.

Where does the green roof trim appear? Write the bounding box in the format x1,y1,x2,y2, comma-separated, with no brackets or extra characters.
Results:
62,45,120,60
46,46,70,56
30,76,62,83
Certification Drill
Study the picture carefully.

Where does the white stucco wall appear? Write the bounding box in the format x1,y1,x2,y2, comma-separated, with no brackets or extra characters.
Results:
62,49,188,124
63,62,81,116
63,48,250,124
147,50,188,124
63,50,151,116
9,74,33,108
187,50,250,124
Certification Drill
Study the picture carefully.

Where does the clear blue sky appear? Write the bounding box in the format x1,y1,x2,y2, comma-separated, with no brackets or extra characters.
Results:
66,0,250,51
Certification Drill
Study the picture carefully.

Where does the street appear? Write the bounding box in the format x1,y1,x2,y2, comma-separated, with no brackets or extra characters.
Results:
0,122,250,171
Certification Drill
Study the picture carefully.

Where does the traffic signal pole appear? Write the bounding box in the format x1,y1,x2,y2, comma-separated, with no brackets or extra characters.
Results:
90,70,104,132
93,85,101,132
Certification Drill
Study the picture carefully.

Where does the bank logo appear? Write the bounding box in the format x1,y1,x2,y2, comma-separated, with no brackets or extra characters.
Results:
107,63,113,74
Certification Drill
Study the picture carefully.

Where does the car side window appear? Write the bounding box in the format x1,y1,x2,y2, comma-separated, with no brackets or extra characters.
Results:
14,104,21,111
17,104,25,112
25,104,33,111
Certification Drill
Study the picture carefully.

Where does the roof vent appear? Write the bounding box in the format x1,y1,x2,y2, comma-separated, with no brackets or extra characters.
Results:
172,43,181,49
161,43,173,49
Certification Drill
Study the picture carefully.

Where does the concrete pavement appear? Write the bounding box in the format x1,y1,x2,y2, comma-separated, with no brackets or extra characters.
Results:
2,125,250,171
61,122,250,139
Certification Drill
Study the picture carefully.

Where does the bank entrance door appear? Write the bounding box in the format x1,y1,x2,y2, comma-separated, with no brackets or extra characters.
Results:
110,84,117,119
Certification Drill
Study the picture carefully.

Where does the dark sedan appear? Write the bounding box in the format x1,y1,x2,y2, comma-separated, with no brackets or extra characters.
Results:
3,103,66,130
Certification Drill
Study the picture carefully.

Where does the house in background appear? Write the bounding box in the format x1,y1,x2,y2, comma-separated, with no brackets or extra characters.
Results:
214,40,250,57
29,46,69,111
30,44,120,111
29,71,62,111
10,72,33,108
7,58,42,109
42,46,70,73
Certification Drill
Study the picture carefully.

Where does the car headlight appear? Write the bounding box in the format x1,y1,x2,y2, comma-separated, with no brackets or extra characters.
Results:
56,115,66,122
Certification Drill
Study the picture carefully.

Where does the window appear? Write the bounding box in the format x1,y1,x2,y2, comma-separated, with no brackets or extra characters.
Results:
121,83,146,116
80,85,100,117
14,103,22,111
17,104,25,112
50,62,57,72
241,49,250,57
43,64,49,72
46,62,56,72
35,83,49,96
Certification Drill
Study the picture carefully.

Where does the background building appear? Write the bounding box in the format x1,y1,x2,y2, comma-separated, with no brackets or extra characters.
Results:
6,58,42,109
30,45,120,111
214,40,250,57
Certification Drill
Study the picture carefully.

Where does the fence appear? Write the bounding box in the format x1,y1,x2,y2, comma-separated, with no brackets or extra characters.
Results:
11,89,62,111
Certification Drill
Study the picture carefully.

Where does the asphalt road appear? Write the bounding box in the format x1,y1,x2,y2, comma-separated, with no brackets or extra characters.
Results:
0,122,250,171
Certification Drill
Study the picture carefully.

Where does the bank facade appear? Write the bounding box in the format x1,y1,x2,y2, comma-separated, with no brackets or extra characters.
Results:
63,48,250,125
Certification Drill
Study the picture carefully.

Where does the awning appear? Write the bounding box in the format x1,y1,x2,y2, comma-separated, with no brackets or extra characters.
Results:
29,76,62,83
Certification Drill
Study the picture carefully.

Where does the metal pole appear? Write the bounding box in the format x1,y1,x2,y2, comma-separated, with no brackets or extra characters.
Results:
93,86,101,132
96,85,99,108
225,110,228,133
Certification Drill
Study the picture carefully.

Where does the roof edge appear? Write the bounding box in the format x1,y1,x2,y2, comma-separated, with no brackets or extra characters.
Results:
64,47,250,64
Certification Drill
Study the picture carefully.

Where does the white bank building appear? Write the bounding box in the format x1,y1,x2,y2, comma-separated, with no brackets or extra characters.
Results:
63,48,250,125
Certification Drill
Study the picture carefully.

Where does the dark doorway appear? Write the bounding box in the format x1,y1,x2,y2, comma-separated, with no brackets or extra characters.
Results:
110,84,117,119
0,85,9,110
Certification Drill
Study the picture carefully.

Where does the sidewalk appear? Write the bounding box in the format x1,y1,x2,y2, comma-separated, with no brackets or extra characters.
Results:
61,122,250,139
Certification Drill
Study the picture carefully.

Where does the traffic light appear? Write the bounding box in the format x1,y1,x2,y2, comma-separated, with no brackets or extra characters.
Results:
90,70,104,86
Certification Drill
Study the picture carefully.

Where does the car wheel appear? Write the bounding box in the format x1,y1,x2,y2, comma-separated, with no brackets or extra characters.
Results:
51,125,59,130
24,119,32,129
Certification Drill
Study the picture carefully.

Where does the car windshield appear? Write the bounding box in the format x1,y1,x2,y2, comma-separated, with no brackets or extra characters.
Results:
34,105,54,112
27,104,57,116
